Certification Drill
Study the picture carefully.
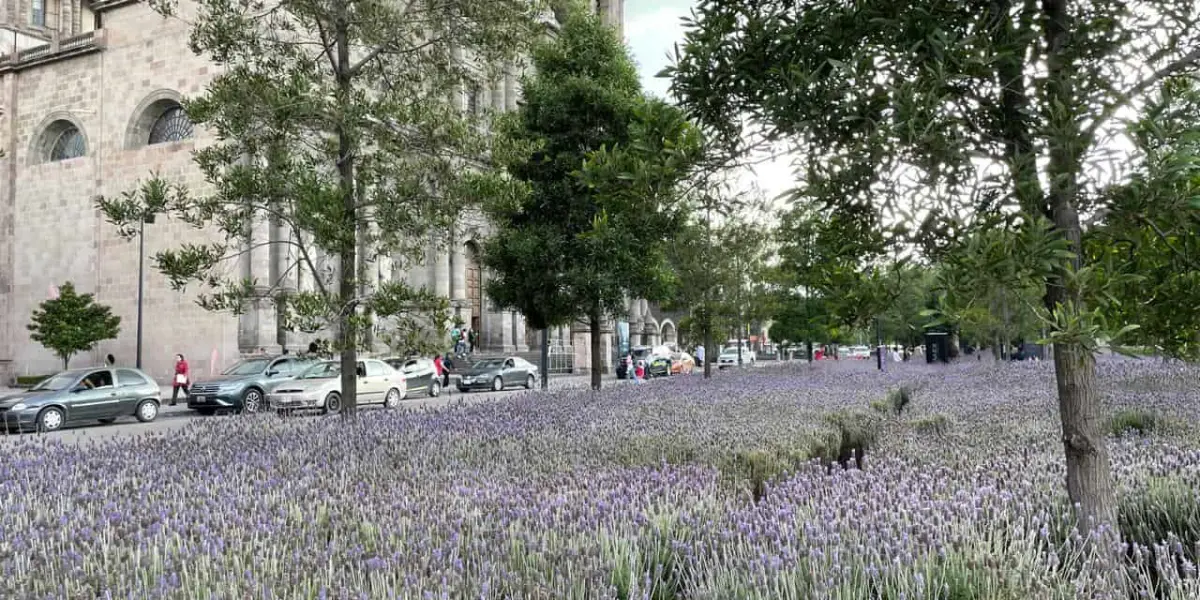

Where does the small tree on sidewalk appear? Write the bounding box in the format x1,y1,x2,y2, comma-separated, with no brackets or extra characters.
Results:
27,282,121,370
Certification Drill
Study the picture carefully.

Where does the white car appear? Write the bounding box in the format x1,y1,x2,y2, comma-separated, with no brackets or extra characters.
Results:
717,348,755,369
268,359,406,414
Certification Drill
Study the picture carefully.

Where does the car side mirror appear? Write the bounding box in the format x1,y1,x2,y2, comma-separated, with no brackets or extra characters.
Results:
72,385,88,393
265,370,278,377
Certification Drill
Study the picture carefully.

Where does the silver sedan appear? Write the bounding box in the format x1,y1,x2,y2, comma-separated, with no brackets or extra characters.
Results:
267,359,406,414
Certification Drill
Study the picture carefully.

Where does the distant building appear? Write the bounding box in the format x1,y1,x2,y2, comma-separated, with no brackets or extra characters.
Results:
0,0,625,382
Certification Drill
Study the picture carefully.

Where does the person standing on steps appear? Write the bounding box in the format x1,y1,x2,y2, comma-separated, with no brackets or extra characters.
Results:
171,354,190,406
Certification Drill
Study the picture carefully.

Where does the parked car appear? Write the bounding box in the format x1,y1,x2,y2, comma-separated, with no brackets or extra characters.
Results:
187,355,315,415
670,352,696,375
268,359,406,414
458,356,538,392
383,357,442,397
848,345,871,359
0,367,161,432
646,353,673,378
617,345,654,379
717,347,755,369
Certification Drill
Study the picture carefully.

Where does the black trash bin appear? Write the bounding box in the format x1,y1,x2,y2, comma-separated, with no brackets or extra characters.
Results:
925,332,950,364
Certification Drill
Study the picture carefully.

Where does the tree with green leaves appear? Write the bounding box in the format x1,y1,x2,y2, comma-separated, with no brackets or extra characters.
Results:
668,0,1200,536
97,0,540,415
484,6,702,390
664,188,773,376
28,282,121,370
1087,78,1200,360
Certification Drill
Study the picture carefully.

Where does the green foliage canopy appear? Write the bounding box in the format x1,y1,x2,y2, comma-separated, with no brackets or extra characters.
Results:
27,282,121,370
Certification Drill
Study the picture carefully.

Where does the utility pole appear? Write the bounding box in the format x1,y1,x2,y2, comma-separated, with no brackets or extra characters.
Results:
135,212,155,369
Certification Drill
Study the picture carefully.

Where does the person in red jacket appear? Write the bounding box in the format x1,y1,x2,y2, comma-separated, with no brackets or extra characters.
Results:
433,354,444,380
171,354,190,406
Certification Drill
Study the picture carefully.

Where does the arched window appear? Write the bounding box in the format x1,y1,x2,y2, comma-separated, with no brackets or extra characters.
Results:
148,106,194,145
49,125,86,161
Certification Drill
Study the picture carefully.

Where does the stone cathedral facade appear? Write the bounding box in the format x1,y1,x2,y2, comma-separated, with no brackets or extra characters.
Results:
0,0,650,383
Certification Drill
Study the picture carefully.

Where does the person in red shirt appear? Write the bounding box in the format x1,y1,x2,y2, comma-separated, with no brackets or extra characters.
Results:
634,360,645,382
433,354,444,380
171,354,190,406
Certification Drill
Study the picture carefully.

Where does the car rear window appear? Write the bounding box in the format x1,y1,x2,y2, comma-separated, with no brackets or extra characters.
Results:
116,369,150,387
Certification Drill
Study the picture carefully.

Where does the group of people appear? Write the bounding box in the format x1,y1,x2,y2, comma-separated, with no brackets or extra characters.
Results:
449,325,477,357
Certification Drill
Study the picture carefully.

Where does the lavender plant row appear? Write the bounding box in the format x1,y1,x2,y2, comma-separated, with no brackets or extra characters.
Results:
0,359,1197,598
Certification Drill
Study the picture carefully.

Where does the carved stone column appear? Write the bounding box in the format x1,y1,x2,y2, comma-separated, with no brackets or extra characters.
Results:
492,72,506,112
504,65,518,111
239,215,279,354
431,237,450,299
271,219,298,350
450,235,467,323
511,311,528,352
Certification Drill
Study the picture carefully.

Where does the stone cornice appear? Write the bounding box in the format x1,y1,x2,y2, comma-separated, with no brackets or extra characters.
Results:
0,29,107,73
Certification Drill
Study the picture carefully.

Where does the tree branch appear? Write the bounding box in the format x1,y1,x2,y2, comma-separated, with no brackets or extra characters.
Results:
1083,45,1200,148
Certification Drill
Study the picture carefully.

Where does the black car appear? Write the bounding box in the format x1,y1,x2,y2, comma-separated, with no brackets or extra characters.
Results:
457,357,538,392
384,357,442,397
616,345,654,379
646,354,672,378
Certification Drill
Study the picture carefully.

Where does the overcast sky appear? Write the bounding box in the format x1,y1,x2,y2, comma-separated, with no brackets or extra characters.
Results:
623,0,794,206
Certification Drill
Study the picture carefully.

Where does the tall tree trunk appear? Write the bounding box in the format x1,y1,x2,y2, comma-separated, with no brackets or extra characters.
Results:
334,8,359,418
589,308,602,391
1042,0,1117,534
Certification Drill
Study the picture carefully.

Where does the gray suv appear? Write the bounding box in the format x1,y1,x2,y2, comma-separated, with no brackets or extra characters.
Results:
187,355,313,414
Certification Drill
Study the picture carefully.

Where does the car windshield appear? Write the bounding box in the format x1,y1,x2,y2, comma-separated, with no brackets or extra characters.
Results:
721,349,741,355
30,373,77,392
631,348,652,359
222,359,270,376
299,361,340,379
473,359,505,369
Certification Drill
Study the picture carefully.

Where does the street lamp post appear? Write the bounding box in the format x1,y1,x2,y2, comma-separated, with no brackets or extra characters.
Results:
136,213,156,369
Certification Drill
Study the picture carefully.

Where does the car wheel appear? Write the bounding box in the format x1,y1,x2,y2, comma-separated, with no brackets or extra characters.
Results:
429,380,441,397
323,392,342,415
136,400,159,423
36,407,65,433
242,388,266,414
383,388,401,409
492,376,504,392
98,417,117,424
196,408,216,416
525,374,536,389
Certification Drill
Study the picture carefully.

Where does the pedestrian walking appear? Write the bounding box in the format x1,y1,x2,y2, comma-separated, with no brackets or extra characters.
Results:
171,353,190,406
440,354,453,388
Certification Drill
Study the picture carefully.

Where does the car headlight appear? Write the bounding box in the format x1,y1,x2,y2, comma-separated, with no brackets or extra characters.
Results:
9,403,27,412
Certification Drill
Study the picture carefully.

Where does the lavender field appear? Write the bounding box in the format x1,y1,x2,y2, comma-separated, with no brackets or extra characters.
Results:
1,359,1198,599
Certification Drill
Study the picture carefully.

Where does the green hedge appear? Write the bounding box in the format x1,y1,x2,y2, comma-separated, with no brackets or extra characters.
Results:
12,375,50,387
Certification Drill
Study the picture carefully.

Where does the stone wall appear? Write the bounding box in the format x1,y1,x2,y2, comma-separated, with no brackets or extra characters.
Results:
0,1,238,383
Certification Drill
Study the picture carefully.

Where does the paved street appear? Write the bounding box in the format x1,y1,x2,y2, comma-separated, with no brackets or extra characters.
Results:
0,373,612,444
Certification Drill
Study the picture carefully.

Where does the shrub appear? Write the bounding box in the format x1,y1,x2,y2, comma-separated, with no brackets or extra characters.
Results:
726,446,811,502
818,410,881,472
911,414,950,436
14,375,49,387
870,399,891,414
888,385,913,415
1120,476,1200,558
1108,409,1161,436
